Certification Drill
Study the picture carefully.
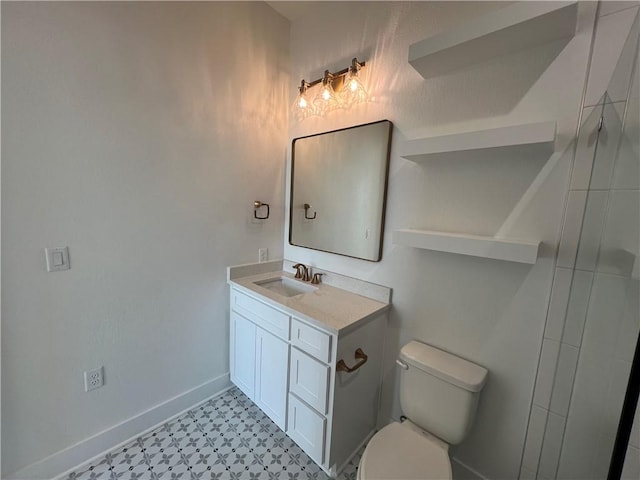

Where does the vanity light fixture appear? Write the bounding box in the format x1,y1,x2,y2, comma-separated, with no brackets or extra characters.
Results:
293,58,367,120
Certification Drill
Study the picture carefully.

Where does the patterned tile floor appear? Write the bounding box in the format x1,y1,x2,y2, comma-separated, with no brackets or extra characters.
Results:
67,387,363,480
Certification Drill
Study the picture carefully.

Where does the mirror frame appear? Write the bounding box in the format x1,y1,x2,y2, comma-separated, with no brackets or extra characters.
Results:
288,120,393,262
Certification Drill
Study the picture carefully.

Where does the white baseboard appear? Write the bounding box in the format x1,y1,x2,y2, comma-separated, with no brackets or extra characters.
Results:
331,428,375,477
5,373,231,480
451,457,489,480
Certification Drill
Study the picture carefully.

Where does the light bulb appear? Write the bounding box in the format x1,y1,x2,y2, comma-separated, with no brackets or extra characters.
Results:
292,86,315,122
313,82,341,116
340,69,368,109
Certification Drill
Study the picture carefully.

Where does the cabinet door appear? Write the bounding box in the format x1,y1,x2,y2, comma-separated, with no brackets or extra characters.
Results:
230,311,256,399
255,327,289,430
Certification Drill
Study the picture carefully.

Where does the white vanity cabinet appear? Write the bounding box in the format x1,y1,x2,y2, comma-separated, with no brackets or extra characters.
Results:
228,283,388,477
229,290,290,430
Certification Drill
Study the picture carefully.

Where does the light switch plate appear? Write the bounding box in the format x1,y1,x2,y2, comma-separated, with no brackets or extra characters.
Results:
45,247,70,272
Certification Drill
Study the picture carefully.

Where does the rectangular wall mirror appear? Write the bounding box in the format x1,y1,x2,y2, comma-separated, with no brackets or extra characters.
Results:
289,120,393,261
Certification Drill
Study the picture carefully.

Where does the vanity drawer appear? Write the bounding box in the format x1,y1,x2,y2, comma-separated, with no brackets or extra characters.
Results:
231,289,290,340
291,318,332,363
287,394,326,465
290,347,330,415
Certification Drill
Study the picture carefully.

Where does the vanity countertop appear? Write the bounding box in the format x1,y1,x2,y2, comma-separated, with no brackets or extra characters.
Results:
228,270,390,335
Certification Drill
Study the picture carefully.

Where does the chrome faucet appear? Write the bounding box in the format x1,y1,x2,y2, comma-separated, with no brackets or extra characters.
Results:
293,263,312,282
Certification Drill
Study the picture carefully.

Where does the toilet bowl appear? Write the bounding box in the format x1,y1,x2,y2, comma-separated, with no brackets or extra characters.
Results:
357,341,488,480
357,421,451,480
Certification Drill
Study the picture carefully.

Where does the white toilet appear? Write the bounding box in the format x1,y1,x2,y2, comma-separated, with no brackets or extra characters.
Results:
358,340,488,480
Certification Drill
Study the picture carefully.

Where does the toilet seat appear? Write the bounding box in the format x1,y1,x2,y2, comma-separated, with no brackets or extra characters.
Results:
358,422,452,480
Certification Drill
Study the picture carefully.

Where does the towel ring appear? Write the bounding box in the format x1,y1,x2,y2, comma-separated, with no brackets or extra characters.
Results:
304,203,317,220
254,201,270,220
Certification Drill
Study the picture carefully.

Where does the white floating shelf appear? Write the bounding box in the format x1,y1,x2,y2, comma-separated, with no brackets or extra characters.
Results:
393,229,540,264
409,1,578,78
399,121,556,163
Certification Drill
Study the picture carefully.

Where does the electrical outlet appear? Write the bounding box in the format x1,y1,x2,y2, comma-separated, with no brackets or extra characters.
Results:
84,366,104,392
258,248,268,263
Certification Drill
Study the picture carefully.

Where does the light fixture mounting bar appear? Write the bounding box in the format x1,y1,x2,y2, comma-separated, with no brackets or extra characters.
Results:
298,57,366,93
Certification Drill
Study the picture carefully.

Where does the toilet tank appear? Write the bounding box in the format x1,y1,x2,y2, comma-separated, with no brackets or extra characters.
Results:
399,341,488,445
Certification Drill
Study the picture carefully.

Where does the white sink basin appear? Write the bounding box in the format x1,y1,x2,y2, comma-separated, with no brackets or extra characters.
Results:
253,276,317,297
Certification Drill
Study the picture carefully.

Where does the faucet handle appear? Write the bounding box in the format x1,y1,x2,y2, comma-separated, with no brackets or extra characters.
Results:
293,263,307,279
311,273,324,284
303,266,312,282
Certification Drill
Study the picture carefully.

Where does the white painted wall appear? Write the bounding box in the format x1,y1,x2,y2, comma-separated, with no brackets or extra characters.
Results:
281,2,597,478
1,2,288,476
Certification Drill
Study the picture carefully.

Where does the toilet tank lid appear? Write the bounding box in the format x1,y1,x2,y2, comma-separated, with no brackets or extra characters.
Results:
400,341,488,392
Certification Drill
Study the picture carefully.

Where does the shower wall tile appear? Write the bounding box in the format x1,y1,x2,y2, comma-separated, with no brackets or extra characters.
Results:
592,432,620,479
533,339,561,409
530,7,640,480
585,7,639,106
522,406,548,472
562,270,594,347
599,1,640,17
590,102,626,190
611,114,640,190
575,190,608,272
613,280,639,362
544,267,573,342
598,190,640,276
570,105,602,191
604,360,633,432
550,343,580,416
557,347,609,480
622,446,640,480
597,247,638,278
518,466,537,480
612,53,640,190
606,9,640,105
557,190,588,269
582,273,630,355
538,412,567,480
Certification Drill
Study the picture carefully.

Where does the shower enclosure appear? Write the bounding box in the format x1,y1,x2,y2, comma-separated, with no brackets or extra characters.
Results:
557,48,639,480
521,5,640,480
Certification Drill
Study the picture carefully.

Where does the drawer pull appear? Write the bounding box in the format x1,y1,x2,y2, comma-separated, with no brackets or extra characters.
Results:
336,348,368,373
